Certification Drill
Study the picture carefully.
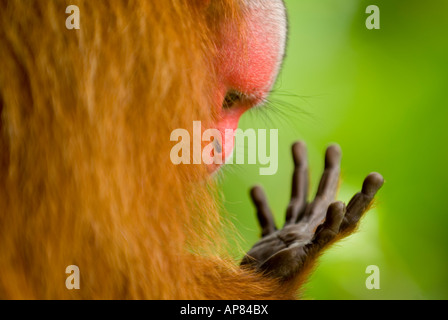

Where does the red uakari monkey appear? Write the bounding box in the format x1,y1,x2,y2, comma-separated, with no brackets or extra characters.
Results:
0,0,383,299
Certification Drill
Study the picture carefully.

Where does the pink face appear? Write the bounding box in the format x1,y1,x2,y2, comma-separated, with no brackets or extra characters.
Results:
210,0,288,172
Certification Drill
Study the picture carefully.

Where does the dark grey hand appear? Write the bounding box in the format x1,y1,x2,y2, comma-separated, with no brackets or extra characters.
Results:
241,141,384,281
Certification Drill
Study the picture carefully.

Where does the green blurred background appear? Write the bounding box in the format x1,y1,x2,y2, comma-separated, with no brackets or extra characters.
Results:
219,0,448,300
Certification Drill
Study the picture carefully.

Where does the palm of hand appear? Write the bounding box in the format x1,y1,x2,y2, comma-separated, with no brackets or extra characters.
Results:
241,142,384,281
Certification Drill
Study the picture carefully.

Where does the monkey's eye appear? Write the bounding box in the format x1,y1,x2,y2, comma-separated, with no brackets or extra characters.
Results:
222,90,243,109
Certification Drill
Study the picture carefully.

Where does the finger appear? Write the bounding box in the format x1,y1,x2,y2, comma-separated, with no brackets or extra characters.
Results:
285,141,309,225
250,186,277,237
299,145,342,227
310,202,346,249
315,144,342,199
339,173,384,234
290,141,309,199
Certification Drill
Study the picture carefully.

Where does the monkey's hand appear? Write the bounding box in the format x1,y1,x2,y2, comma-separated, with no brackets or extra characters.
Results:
241,142,384,282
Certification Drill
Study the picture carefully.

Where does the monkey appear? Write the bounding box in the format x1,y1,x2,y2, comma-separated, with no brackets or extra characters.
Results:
0,0,383,299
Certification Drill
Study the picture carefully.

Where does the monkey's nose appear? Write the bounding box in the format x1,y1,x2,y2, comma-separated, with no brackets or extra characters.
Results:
214,138,222,154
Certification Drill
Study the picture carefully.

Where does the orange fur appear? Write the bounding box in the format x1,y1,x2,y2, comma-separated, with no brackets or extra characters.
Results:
0,0,298,299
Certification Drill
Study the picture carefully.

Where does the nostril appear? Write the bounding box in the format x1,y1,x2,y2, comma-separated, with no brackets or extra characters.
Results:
213,138,222,154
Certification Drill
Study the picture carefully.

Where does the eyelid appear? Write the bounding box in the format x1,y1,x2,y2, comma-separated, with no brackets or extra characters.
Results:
222,90,244,109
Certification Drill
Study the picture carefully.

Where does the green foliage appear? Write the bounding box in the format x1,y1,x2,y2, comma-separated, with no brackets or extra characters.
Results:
220,0,448,300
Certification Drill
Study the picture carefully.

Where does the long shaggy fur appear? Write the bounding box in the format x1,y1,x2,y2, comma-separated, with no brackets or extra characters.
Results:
0,0,297,299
